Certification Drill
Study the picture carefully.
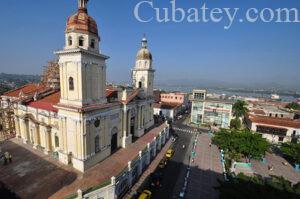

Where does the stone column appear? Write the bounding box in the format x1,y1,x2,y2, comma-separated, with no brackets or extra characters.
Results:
137,106,141,129
44,127,52,154
14,116,21,138
146,143,151,165
138,151,142,176
20,118,28,143
33,123,40,148
152,138,157,157
128,161,132,188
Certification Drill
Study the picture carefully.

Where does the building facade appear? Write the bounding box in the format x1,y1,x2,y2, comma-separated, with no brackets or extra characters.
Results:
246,115,300,144
160,92,189,107
0,0,155,172
190,89,233,128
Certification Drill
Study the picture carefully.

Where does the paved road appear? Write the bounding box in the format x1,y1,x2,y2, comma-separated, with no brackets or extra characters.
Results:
151,129,193,199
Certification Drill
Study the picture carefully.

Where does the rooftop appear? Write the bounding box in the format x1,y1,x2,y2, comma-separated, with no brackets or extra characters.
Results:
249,115,300,129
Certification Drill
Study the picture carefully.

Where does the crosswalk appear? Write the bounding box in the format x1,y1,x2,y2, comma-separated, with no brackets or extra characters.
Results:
172,127,198,134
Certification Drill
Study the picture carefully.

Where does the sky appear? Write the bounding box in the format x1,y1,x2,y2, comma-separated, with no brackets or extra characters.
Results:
0,0,300,90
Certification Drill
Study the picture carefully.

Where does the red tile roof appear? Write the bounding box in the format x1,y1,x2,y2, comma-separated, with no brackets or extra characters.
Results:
3,83,45,98
27,91,60,113
249,115,300,129
121,89,141,104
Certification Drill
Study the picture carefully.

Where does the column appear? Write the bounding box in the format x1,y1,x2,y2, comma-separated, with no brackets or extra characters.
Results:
128,161,133,187
122,110,127,138
14,116,21,138
44,127,52,154
138,151,142,176
146,143,151,165
137,106,141,129
33,124,40,148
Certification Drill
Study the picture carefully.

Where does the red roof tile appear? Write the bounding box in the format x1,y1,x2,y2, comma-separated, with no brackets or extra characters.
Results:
249,115,300,129
28,91,60,113
3,83,45,98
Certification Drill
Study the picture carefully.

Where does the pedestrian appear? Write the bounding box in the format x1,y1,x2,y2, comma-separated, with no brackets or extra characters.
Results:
8,154,12,163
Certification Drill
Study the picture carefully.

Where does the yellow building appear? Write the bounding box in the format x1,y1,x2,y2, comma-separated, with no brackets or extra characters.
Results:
0,0,155,172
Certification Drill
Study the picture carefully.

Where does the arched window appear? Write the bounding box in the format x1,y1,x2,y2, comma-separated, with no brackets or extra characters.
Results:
69,77,74,91
79,36,84,47
90,39,95,48
68,36,73,46
95,135,100,153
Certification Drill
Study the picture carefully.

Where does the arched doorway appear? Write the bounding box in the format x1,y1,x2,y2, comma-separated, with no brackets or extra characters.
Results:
111,127,118,153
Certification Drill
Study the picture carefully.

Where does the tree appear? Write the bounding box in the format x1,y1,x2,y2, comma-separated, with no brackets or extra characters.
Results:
230,118,241,130
285,102,300,110
232,100,249,119
281,143,300,164
216,173,300,199
212,129,270,161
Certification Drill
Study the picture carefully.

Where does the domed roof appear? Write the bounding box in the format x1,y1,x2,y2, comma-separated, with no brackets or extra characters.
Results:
66,8,98,37
136,48,152,60
136,36,152,61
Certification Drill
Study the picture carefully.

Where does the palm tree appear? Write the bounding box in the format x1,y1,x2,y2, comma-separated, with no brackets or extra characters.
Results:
233,100,249,119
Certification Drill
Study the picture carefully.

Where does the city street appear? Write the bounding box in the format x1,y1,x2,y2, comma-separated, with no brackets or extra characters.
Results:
151,129,193,199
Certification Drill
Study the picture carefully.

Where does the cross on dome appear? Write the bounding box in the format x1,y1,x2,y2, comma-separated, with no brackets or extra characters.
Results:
78,0,89,9
142,34,148,48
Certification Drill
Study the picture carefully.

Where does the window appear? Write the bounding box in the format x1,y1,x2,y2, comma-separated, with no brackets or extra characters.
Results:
281,114,284,118
94,119,100,128
269,113,272,117
275,114,278,118
293,130,297,136
68,36,72,46
90,39,95,48
69,77,74,91
138,81,142,88
55,136,59,147
79,36,84,47
278,137,284,142
95,135,100,153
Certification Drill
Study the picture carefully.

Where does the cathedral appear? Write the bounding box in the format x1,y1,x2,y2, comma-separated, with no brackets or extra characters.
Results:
0,0,155,172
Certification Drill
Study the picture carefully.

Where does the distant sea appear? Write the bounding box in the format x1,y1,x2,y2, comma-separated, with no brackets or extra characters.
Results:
156,85,297,102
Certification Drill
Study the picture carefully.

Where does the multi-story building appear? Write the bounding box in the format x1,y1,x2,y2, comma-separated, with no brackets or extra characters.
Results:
190,89,233,128
246,115,300,144
160,92,189,108
0,0,156,172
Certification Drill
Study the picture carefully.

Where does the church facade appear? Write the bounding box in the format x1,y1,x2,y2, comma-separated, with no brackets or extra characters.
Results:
0,0,155,172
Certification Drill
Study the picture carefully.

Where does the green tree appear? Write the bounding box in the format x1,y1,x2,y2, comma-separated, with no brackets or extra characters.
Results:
230,118,241,130
285,102,300,110
216,174,300,199
281,143,300,164
212,129,270,161
232,100,249,119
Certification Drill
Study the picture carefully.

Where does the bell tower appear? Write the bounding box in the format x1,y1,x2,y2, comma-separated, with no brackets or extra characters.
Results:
132,35,155,97
55,0,108,107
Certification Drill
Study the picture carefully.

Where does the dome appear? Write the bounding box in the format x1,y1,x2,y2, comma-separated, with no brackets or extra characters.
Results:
136,48,152,61
66,8,98,37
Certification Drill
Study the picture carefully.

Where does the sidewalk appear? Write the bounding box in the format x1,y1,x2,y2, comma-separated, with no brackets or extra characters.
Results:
123,139,173,199
186,134,223,199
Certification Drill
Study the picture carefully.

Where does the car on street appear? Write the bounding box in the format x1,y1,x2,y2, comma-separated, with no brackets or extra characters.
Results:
165,149,174,158
138,190,152,199
150,172,162,188
158,158,168,169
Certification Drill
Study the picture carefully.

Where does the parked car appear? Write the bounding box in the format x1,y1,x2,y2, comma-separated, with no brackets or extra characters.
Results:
158,158,168,169
166,149,174,158
150,172,162,188
138,190,152,199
